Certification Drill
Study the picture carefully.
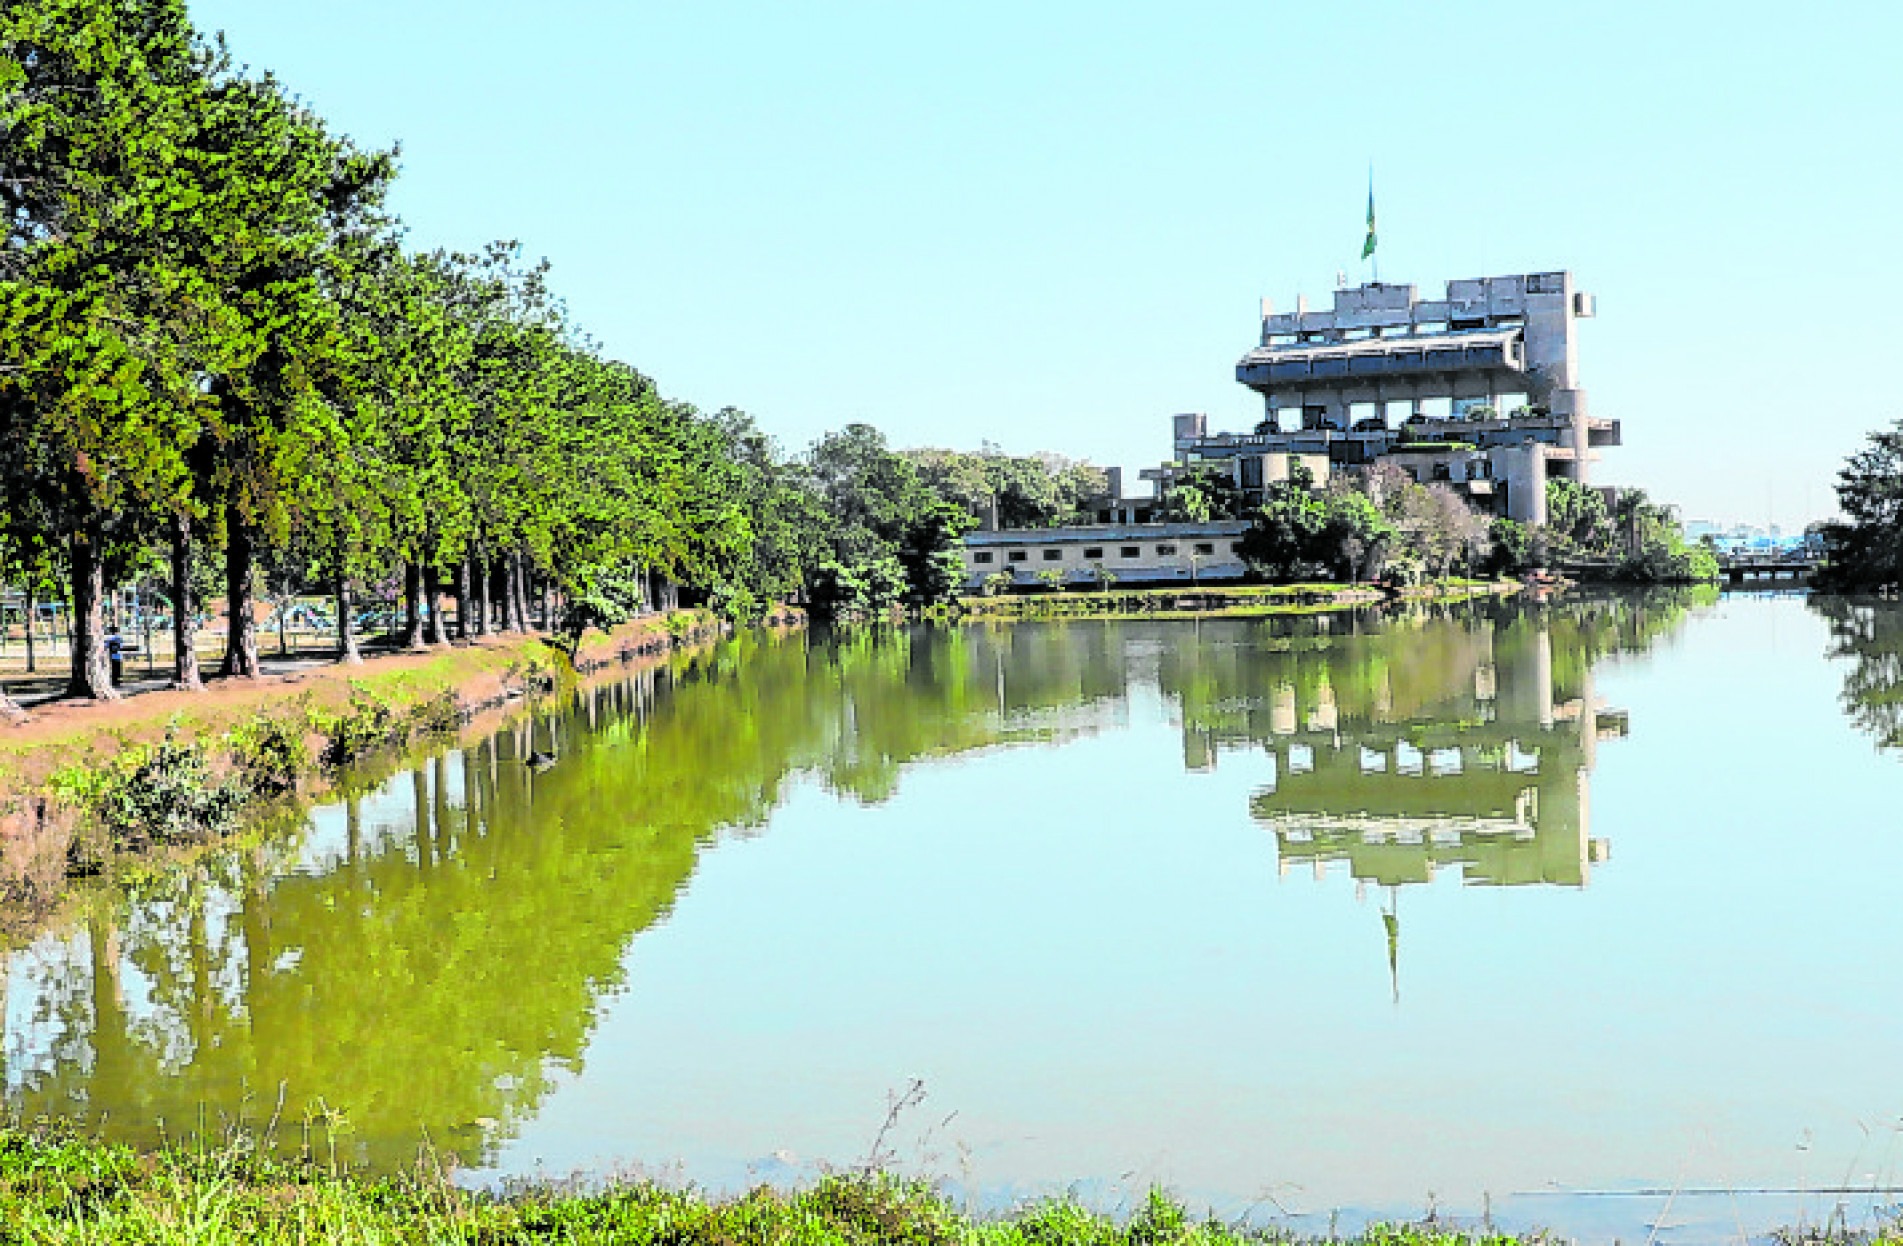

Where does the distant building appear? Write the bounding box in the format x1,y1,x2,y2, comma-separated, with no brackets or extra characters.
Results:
959,520,1251,591
1147,271,1619,526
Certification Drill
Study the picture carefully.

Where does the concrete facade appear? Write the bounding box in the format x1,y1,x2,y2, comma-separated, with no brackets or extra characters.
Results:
1148,271,1618,526
960,521,1252,591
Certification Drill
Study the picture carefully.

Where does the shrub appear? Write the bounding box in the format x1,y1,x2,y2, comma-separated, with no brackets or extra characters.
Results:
50,727,244,851
409,688,461,736
228,711,309,797
312,687,404,768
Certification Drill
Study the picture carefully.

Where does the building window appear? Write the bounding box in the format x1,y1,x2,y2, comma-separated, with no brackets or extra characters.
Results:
1231,541,1245,552
1193,542,1215,556
1156,543,1178,555
1042,549,1062,561
1008,551,1028,563
973,551,993,565
1083,547,1104,560
1120,546,1141,558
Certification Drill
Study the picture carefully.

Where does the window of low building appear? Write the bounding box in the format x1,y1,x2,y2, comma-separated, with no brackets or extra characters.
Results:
1120,546,1140,558
1008,551,1028,563
1156,543,1178,555
1083,547,1104,560
1193,542,1215,555
1042,549,1062,561
972,551,993,564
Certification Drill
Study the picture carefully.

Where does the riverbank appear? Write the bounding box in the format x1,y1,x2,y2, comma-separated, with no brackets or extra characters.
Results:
959,578,1520,620
0,1129,1617,1245
0,610,770,931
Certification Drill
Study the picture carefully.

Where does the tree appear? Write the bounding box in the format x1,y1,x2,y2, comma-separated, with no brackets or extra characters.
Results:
1546,478,1611,554
1817,418,1903,593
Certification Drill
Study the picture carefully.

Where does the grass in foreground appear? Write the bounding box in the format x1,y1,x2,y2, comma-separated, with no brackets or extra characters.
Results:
1,1130,1896,1245
0,1129,1540,1246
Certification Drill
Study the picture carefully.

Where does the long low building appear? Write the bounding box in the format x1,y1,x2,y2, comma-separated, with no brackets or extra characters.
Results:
960,521,1252,591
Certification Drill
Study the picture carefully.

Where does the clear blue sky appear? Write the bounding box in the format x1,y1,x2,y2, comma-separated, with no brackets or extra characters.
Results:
193,0,1901,528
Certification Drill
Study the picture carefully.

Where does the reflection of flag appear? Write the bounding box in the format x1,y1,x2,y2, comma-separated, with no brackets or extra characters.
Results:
1362,185,1377,260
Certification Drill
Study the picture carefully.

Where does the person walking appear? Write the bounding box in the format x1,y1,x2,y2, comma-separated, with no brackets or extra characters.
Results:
106,625,125,688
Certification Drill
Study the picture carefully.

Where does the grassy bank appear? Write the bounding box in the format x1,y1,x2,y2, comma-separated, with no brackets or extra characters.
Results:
959,579,1518,621
0,1130,1561,1246
0,610,757,930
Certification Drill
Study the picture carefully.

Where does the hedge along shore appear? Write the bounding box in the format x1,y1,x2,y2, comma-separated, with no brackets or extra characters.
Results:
957,578,1523,622
0,609,786,938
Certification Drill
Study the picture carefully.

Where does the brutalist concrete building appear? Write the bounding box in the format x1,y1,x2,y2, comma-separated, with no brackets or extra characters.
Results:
1153,271,1620,525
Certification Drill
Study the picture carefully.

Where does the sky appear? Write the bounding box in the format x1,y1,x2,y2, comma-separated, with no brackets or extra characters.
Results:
189,0,1903,529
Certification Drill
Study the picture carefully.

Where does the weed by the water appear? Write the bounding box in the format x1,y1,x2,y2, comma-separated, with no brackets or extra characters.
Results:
49,725,243,854
311,687,403,768
228,709,310,797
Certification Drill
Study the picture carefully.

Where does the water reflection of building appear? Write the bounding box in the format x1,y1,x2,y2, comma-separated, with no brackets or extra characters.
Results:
1259,622,1618,888
1161,613,1623,889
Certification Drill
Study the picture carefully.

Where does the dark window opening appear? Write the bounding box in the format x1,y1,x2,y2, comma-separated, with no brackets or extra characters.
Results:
1120,546,1141,558
1042,549,1062,561
1008,551,1027,563
973,552,993,565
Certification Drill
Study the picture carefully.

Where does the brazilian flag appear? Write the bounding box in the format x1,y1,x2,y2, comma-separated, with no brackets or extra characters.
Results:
1361,186,1377,261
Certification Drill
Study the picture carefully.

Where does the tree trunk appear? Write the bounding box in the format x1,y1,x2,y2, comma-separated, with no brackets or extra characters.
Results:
453,559,471,642
512,555,533,631
336,573,363,664
403,561,425,649
23,585,36,674
170,514,203,690
222,505,262,679
425,563,449,646
498,558,520,632
471,554,491,637
66,527,117,700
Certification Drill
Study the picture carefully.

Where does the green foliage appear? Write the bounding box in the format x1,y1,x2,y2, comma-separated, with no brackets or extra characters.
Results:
1544,479,1610,553
228,711,310,797
1485,518,1532,575
0,1128,1616,1246
804,426,971,617
1238,475,1394,583
311,687,403,767
409,688,462,736
1160,464,1248,523
1817,418,1903,592
905,446,1108,529
50,726,243,849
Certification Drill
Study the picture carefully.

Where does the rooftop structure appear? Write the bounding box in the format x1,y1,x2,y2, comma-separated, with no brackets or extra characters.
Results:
1149,271,1620,526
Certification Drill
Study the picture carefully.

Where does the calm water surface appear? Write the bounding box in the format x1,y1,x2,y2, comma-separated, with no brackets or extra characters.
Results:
7,593,1903,1243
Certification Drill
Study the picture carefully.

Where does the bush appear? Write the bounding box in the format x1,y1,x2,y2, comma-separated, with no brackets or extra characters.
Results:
408,688,461,736
312,687,404,768
51,727,244,850
228,711,310,797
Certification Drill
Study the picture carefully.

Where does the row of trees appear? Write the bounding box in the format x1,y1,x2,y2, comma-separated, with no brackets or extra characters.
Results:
0,3,1006,710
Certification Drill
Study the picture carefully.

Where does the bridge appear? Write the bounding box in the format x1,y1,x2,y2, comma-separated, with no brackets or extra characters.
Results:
1716,550,1820,587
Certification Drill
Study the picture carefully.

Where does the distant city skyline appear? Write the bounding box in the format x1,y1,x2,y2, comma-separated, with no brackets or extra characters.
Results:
189,0,1900,529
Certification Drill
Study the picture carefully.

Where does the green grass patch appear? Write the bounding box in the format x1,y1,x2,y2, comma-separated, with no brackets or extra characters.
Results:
0,1127,1614,1245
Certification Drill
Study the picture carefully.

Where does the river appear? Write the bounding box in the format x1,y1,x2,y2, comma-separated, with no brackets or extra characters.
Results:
5,591,1902,1243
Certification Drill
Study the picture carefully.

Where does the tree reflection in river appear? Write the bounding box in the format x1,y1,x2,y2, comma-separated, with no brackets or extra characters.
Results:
1811,595,1903,754
0,595,1706,1173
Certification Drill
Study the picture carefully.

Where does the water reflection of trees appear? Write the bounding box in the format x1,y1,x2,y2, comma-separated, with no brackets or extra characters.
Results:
0,598,1701,1170
1811,596,1903,753
0,627,1135,1170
